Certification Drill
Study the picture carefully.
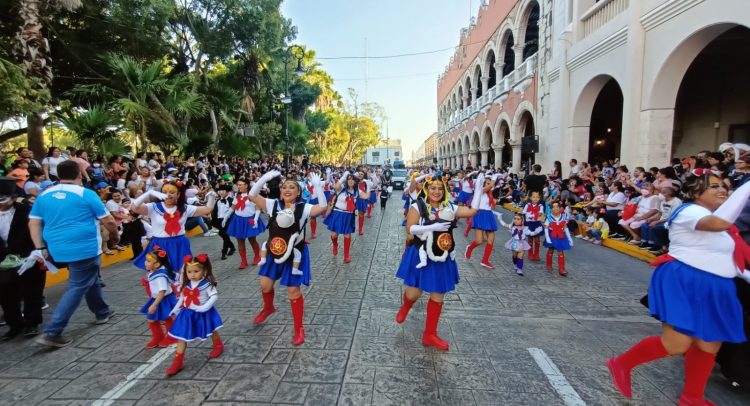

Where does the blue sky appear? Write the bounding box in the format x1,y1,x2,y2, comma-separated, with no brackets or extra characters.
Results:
281,0,480,160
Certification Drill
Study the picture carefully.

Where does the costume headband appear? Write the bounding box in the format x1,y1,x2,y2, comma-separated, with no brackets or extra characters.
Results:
691,168,721,177
183,253,209,265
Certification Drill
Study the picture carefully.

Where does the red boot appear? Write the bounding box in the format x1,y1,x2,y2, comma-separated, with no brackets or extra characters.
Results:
463,218,473,237
545,249,554,271
310,218,317,239
252,244,261,266
465,241,479,260
678,346,717,406
344,236,352,263
366,205,372,218
558,253,567,277
358,214,365,235
395,292,416,324
253,289,276,324
146,321,164,348
290,296,305,346
238,249,248,269
422,299,449,351
606,336,669,399
208,335,224,359
331,235,338,256
480,243,494,269
159,317,178,346
529,239,540,261
165,352,184,376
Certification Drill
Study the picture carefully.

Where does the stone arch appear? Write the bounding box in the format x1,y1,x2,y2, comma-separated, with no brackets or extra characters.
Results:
470,127,481,150
480,120,493,148
473,64,483,98
462,132,471,154
484,49,497,89
464,76,473,105
512,100,536,142
516,0,540,60
572,75,618,127
493,112,513,146
458,86,464,109
498,28,516,77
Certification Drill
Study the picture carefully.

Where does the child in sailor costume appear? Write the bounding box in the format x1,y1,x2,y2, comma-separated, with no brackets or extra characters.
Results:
165,253,223,376
302,172,321,239
324,171,365,263
522,191,546,261
543,201,573,276
607,174,750,405
395,174,480,351
140,248,179,348
464,174,500,269
224,179,266,269
247,171,329,346
355,173,373,234
497,213,542,276
367,170,379,216
131,181,216,271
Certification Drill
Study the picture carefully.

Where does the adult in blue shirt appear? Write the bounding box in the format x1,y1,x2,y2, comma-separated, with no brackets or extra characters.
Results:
29,160,119,347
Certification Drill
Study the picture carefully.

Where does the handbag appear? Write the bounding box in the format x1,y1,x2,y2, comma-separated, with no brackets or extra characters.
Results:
621,203,637,220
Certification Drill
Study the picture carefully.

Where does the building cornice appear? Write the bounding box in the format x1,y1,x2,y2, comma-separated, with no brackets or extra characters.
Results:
567,27,627,72
640,0,704,31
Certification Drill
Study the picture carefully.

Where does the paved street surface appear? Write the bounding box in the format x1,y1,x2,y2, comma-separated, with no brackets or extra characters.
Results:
1,198,749,405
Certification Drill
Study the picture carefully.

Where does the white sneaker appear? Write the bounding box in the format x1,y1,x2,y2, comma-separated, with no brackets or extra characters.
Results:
203,231,218,237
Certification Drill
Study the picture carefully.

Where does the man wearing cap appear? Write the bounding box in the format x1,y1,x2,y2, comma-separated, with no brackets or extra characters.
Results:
0,177,45,340
29,160,119,347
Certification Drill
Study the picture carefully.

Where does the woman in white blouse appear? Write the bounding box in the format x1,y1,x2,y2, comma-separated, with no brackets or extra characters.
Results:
607,172,750,405
42,147,66,181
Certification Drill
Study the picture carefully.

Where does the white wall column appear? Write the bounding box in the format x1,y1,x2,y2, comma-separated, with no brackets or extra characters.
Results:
511,140,523,174
480,147,489,168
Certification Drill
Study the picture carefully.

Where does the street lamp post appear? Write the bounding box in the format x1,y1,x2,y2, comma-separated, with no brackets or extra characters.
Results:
282,45,305,167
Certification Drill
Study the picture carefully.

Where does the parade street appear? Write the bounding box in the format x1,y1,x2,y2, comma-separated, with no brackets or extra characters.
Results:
0,199,748,406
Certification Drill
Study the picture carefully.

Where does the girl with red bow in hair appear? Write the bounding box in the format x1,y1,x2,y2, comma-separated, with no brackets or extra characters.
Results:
543,200,573,276
464,174,500,269
131,181,216,271
165,253,223,376
521,191,546,261
247,170,328,345
224,179,266,269
140,248,178,348
607,173,750,405
324,171,367,263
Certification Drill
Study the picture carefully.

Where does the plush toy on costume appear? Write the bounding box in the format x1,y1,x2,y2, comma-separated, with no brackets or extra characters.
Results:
258,208,303,275
414,203,458,269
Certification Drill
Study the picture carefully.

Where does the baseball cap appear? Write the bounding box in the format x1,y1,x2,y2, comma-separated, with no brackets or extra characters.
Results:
95,181,111,189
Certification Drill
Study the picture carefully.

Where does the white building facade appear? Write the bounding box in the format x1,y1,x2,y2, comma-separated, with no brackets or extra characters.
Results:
362,139,403,166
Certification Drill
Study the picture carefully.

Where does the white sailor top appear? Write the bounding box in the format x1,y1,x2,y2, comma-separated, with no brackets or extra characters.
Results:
146,268,174,299
475,193,496,211
522,203,544,222
232,192,258,217
334,189,357,212
461,179,474,193
508,225,537,240
147,202,197,238
177,279,218,311
410,202,458,224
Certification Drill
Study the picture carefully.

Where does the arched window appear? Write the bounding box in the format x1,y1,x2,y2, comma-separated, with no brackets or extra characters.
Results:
465,77,473,105
523,3,540,60
502,32,515,77
486,50,497,88
474,65,483,98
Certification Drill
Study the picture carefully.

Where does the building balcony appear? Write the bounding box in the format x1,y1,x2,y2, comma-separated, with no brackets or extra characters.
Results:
580,0,629,38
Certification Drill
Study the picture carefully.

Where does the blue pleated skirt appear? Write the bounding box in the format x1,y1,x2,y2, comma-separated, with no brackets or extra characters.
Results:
457,191,472,205
227,214,267,239
543,236,571,251
258,245,311,287
402,194,409,210
471,209,498,231
134,235,192,271
309,198,319,206
369,191,377,204
649,260,746,343
356,197,369,212
168,307,224,342
140,294,178,321
525,221,544,237
396,246,460,294
324,210,355,235
324,191,332,202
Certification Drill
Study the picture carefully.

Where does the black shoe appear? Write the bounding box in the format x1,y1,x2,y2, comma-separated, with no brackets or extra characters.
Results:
95,310,116,325
100,282,106,288
35,333,72,348
610,233,622,239
638,241,649,248
221,253,227,260
1,328,22,341
227,247,235,256
648,247,666,254
23,326,40,337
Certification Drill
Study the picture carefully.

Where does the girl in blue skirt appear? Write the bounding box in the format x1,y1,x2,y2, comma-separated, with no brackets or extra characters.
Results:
395,174,480,351
543,201,573,276
247,170,328,346
324,171,367,263
607,173,750,405
224,179,266,269
464,174,500,269
140,247,178,348
132,181,217,271
165,253,223,376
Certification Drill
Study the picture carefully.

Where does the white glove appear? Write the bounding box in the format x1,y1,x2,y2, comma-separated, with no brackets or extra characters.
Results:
739,270,750,285
470,173,485,209
250,170,281,196
310,173,327,208
252,210,260,228
133,190,164,206
714,179,750,223
409,222,451,236
193,295,218,313
495,212,508,227
416,174,428,182
339,171,351,186
169,298,184,317
544,228,552,245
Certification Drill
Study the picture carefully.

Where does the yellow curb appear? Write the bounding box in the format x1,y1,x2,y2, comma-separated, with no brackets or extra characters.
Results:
45,226,204,288
501,203,655,263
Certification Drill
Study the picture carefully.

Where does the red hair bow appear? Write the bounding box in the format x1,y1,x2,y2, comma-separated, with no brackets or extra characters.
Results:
183,287,201,307
157,250,167,258
153,245,161,250
176,181,184,187
692,168,719,177
196,253,208,263
183,255,192,265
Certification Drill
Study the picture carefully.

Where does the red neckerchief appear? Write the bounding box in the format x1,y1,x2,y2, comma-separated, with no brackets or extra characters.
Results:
729,225,750,273
488,193,495,209
359,182,366,192
345,193,356,211
141,277,151,297
307,184,315,194
183,286,201,307
526,204,541,220
234,194,248,211
467,179,474,189
548,220,566,239
163,210,182,236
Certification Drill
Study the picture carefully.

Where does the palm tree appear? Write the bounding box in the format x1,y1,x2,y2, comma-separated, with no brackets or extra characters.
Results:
14,0,82,155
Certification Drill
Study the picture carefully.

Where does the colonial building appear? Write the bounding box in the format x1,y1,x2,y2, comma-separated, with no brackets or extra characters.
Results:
362,139,402,166
438,0,750,172
437,0,542,172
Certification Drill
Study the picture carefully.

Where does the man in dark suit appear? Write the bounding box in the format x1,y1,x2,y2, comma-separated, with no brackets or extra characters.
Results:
0,177,45,340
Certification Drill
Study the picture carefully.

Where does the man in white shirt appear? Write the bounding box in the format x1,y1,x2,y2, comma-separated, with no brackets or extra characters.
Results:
569,159,580,178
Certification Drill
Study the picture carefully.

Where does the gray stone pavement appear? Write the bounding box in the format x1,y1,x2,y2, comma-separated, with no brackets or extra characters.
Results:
1,200,749,405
